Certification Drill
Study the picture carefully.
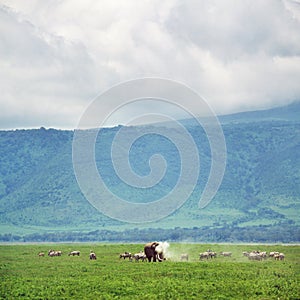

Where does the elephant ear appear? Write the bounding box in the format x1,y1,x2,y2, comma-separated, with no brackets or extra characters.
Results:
151,242,159,248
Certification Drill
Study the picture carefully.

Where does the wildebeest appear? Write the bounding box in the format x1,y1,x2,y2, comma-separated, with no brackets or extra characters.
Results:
180,253,189,261
209,251,217,258
220,251,232,257
68,251,80,256
199,252,211,260
259,251,267,259
243,250,267,260
119,252,132,259
48,250,62,257
269,251,280,257
274,253,285,260
90,252,97,260
248,252,262,261
131,252,147,262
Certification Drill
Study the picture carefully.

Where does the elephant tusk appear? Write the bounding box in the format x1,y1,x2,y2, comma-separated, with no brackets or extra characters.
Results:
157,255,163,262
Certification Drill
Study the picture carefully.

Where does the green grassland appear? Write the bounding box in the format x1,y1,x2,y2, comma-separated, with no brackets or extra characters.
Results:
1,244,299,299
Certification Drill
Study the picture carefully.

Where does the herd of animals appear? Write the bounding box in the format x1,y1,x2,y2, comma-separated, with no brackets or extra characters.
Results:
197,249,285,261
38,249,97,260
37,242,285,262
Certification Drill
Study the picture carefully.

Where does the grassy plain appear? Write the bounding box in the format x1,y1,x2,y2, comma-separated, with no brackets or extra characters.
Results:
0,243,299,299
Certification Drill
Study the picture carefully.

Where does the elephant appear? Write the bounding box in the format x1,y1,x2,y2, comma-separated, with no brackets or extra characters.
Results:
144,242,166,262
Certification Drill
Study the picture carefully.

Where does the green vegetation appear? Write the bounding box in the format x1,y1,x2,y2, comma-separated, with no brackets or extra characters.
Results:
0,224,299,243
0,103,299,242
1,243,299,299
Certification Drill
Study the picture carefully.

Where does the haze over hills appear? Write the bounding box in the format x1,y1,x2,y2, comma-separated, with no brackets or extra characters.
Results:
0,102,299,242
218,102,300,124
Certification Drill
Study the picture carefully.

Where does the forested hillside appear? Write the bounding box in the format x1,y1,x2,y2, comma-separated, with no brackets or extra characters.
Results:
0,103,299,242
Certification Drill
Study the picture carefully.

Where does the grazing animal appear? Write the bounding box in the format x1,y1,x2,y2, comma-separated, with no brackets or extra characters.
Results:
68,251,80,256
90,252,97,260
274,253,285,261
259,251,267,259
180,253,189,261
48,250,62,257
269,251,279,257
248,252,262,261
199,250,216,260
131,252,147,262
220,252,232,257
199,252,210,260
38,252,45,257
243,251,266,260
279,253,285,260
119,252,132,260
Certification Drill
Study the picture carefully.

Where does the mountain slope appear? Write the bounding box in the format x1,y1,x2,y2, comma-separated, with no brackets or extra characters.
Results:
219,102,300,123
0,103,299,241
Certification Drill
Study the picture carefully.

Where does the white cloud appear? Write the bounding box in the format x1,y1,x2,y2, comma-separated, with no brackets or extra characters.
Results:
0,0,300,129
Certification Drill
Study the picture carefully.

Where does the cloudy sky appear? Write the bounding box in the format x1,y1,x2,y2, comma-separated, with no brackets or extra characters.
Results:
1,0,300,129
